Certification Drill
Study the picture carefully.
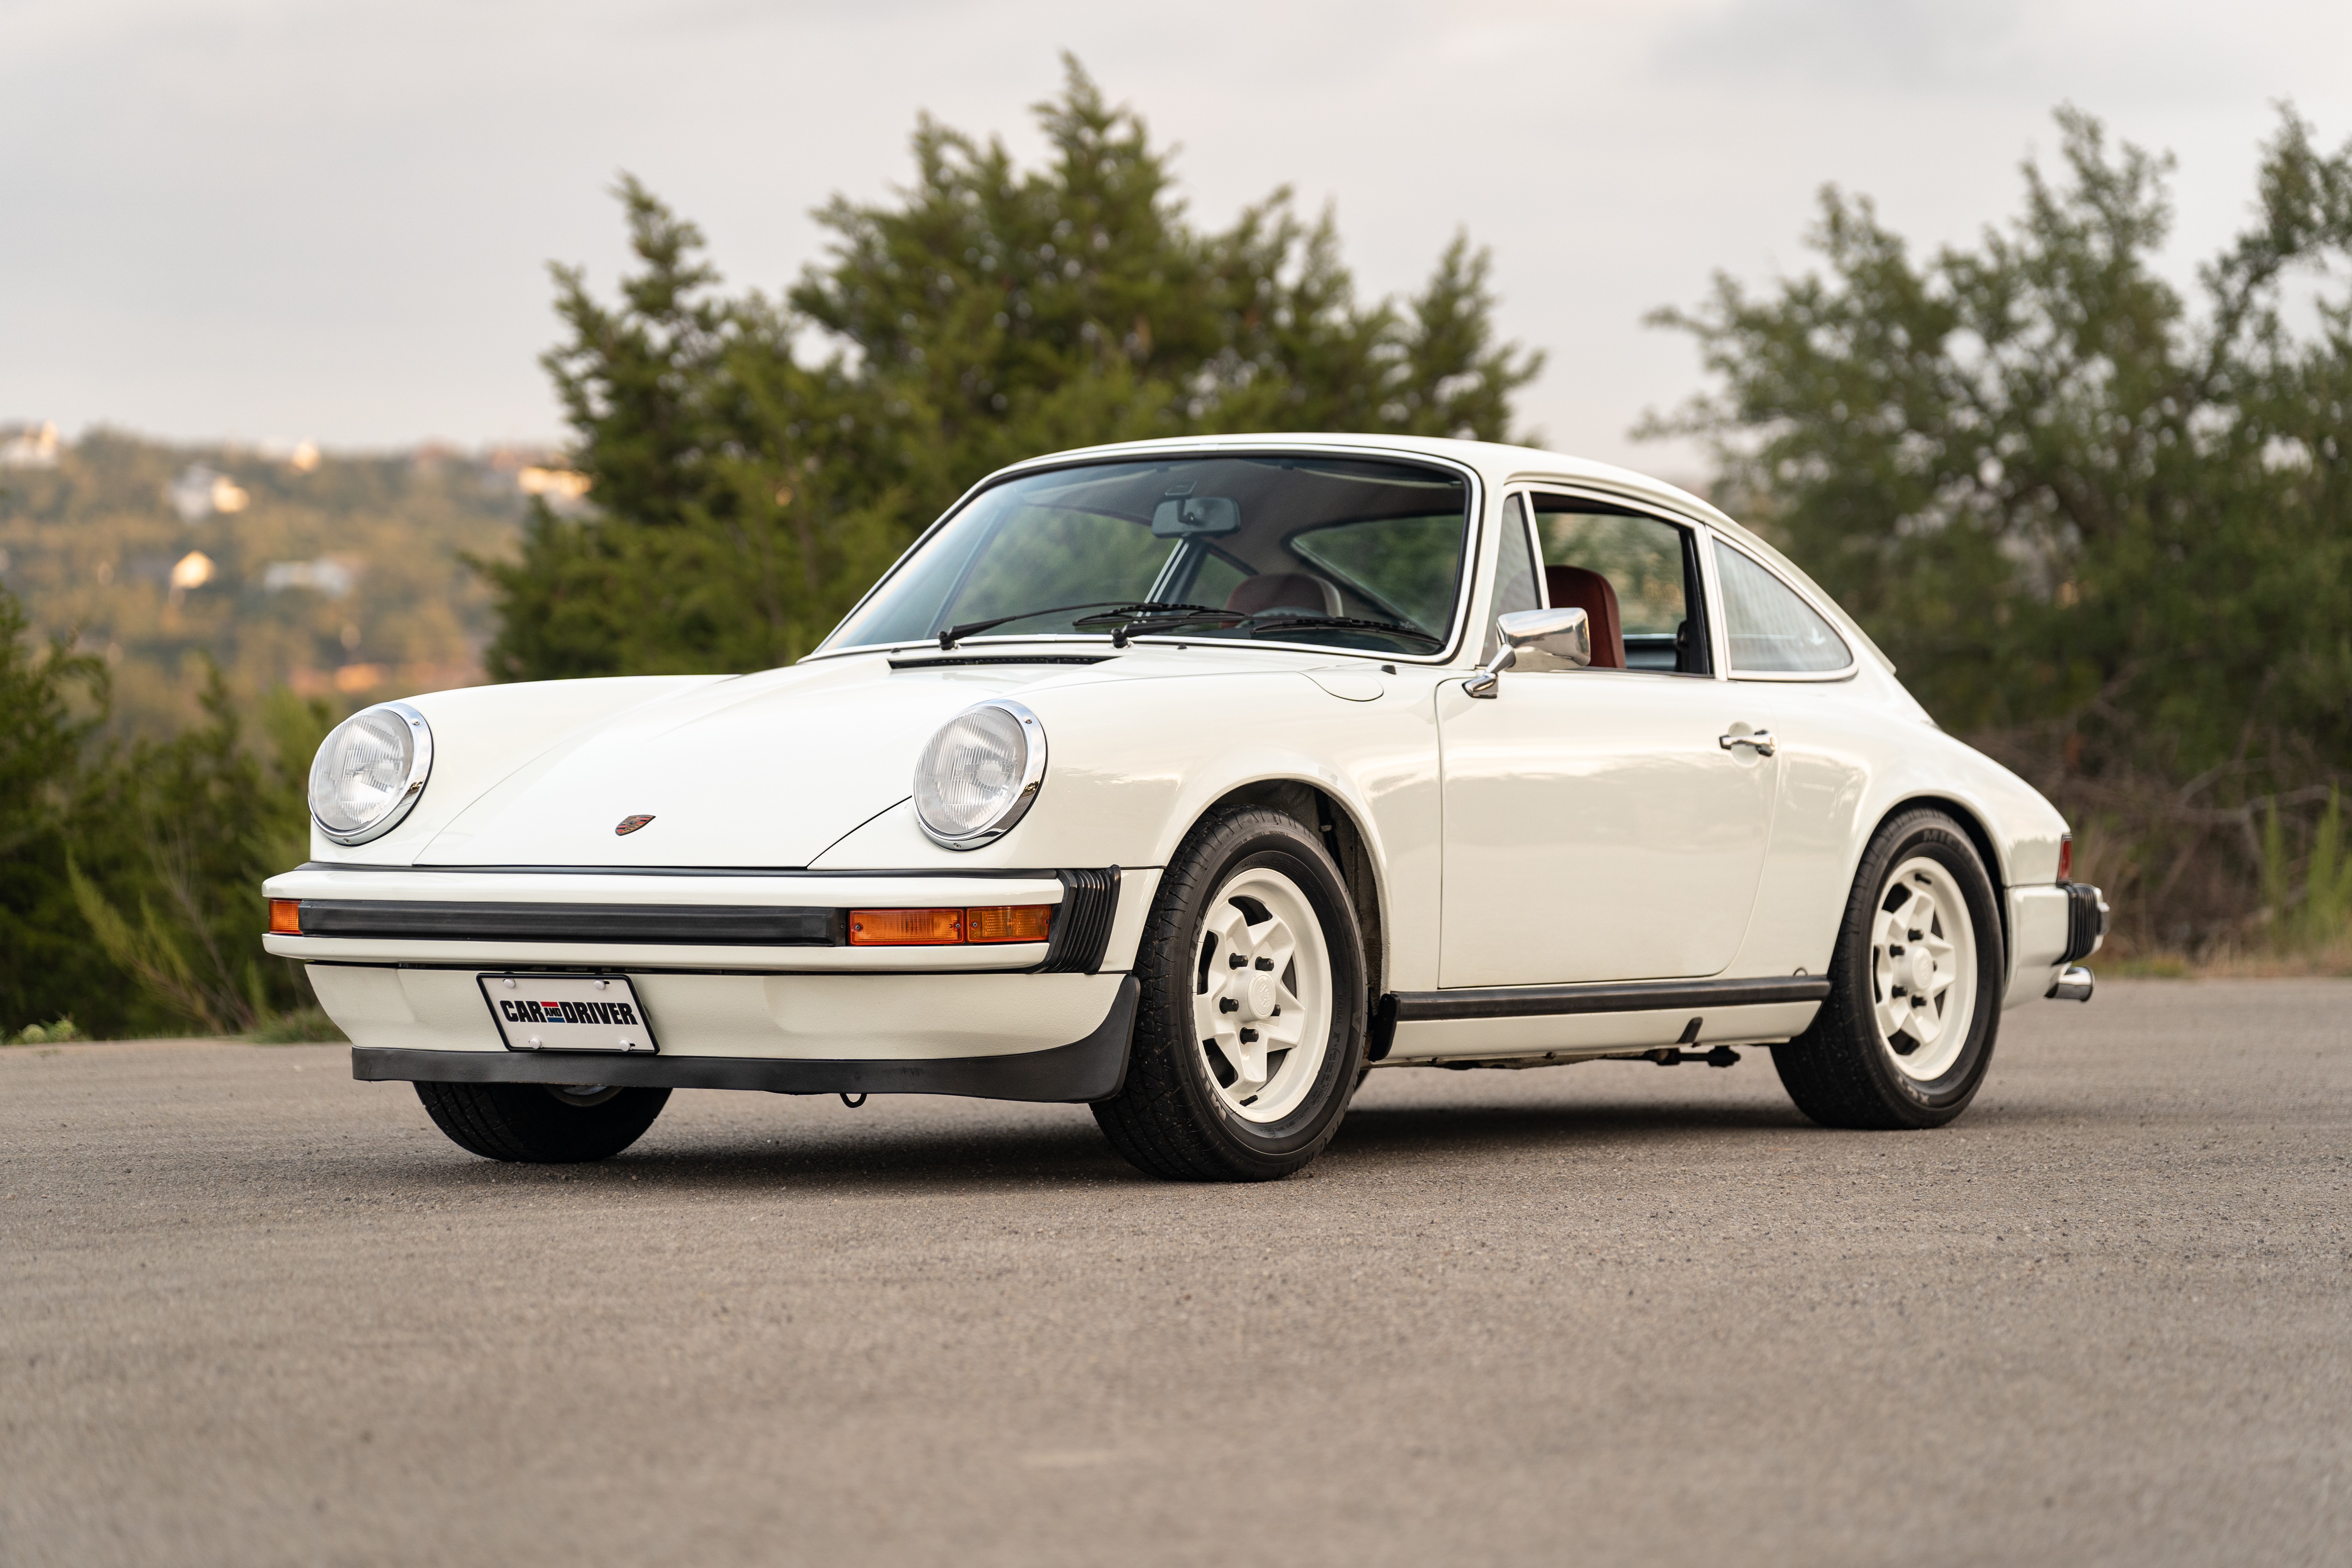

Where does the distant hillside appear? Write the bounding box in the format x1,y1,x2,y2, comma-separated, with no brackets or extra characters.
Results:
0,427,562,736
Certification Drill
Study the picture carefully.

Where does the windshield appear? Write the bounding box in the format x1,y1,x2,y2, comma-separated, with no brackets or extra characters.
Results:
820,455,1473,658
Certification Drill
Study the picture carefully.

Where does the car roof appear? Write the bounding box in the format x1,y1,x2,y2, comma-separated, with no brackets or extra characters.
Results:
985,433,1896,673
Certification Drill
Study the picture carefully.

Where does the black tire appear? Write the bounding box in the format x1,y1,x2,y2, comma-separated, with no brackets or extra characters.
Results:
415,1081,670,1163
1774,808,2005,1130
1092,806,1367,1181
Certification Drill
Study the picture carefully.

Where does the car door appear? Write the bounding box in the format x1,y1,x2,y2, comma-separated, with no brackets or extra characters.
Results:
1436,491,1778,987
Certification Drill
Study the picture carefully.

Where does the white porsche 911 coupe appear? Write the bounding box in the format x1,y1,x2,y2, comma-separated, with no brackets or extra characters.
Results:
265,436,2106,1181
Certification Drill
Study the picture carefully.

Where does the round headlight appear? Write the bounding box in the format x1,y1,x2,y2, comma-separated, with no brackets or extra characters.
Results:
913,699,1046,849
309,701,433,845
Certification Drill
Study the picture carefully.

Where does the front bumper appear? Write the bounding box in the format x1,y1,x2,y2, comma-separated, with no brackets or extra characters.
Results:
353,975,1140,1103
263,864,1136,975
269,864,1157,1100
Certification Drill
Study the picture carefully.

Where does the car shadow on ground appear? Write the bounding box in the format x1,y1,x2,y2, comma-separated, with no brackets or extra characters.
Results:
364,1091,1847,1198
1331,1096,1811,1160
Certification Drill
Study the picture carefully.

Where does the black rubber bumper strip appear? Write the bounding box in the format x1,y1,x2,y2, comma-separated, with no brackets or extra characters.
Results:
1387,973,1831,1023
299,899,841,946
1039,868,1119,974
351,975,1141,1104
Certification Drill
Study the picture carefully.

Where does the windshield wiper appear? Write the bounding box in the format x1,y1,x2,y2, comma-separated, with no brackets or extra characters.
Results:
1102,606,1444,649
1244,613,1444,647
937,601,1222,651
939,600,1440,653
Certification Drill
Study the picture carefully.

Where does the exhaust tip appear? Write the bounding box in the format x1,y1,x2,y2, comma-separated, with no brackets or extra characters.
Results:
2048,965,2095,1003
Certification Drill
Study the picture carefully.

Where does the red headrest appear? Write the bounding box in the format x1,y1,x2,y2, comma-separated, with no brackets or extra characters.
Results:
1226,573,1341,618
1544,565,1624,669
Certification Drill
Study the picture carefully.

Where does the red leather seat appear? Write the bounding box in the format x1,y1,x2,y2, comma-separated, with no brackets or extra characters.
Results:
1544,565,1624,669
1226,573,1341,618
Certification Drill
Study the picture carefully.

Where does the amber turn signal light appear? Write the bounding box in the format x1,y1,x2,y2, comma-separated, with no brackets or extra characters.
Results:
848,907,965,945
846,905,1054,946
966,905,1053,944
2057,834,2073,884
268,899,303,935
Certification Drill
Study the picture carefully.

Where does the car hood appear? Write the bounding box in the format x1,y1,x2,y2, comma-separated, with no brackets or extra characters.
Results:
408,647,1334,869
409,660,1018,867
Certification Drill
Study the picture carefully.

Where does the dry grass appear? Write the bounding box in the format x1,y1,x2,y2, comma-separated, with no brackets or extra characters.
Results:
2103,939,2352,979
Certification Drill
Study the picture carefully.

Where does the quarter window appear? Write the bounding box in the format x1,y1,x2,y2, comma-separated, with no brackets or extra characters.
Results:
1714,542,1851,674
1481,495,1541,662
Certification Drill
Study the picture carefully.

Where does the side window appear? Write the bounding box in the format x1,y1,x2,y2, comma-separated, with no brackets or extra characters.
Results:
1481,495,1541,662
1531,498,1708,674
1714,542,1852,674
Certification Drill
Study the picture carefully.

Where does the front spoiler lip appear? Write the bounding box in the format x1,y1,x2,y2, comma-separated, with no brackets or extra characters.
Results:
351,975,1141,1103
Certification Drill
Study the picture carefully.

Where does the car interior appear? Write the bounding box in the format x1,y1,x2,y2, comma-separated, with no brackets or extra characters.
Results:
847,455,1476,656
1527,494,1712,676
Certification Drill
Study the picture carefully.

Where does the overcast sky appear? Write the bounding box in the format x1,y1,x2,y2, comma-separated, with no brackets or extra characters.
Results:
5,0,2348,475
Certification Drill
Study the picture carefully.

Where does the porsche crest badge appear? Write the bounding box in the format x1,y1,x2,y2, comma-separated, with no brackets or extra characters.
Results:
614,814,655,836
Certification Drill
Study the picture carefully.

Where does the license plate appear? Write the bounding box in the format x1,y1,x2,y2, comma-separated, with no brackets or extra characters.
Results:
478,973,659,1054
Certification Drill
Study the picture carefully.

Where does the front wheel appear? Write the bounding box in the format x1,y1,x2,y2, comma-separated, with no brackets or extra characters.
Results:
1774,809,2005,1130
415,1081,670,1162
1092,806,1367,1181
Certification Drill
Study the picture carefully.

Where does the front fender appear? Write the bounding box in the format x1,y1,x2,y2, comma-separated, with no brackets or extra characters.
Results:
811,668,1449,987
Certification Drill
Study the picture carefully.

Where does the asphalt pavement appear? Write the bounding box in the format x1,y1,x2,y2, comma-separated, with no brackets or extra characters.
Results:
3,979,2346,1567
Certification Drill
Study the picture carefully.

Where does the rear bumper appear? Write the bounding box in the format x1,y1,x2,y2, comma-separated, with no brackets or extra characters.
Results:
2003,881,2108,1008
354,975,1139,1103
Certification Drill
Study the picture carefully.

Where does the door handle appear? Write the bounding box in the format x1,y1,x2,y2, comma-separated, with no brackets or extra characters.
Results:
1719,729,1776,757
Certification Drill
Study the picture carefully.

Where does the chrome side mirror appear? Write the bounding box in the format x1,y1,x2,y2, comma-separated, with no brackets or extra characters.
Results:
1464,607,1590,698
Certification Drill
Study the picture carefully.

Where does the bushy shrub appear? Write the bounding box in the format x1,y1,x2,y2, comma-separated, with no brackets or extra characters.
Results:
0,581,332,1036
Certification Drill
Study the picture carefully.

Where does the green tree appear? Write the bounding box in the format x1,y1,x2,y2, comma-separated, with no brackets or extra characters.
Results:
0,589,123,1033
484,57,1541,682
67,670,328,1035
1647,107,2352,947
2,578,331,1036
474,183,911,681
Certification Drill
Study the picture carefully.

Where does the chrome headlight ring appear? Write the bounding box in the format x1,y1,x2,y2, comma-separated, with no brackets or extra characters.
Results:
912,698,1047,850
309,700,433,846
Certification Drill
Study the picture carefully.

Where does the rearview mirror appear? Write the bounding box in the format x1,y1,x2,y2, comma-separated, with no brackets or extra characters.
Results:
1151,495,1241,537
1465,606,1590,697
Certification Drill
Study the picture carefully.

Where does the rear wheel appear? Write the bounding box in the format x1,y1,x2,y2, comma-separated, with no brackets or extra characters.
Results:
1092,806,1366,1181
1774,809,2004,1130
415,1081,670,1162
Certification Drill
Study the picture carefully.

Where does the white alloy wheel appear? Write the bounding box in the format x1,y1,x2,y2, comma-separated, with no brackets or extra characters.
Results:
1191,866,1334,1123
1869,856,1979,1080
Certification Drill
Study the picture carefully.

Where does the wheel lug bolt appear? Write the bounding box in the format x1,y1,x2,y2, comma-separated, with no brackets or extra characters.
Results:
1219,998,1239,1013
1239,1028,1258,1044
1229,954,1247,968
1254,957,1273,971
